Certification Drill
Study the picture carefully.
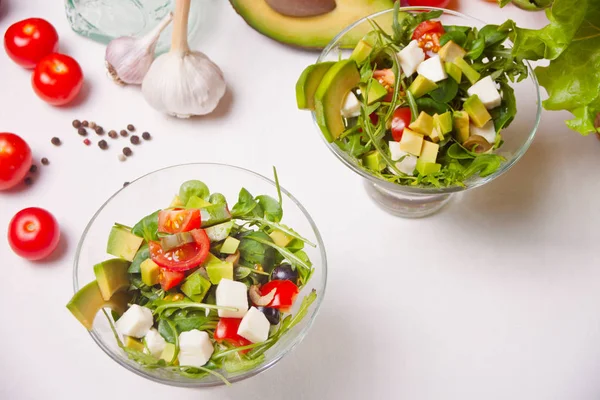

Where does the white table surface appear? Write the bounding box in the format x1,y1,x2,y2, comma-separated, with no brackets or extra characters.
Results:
1,1,600,399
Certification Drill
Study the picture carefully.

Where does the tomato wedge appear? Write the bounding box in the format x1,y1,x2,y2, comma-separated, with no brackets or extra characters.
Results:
149,228,210,271
259,280,299,312
412,21,445,53
214,318,252,352
158,208,200,234
159,268,185,291
391,107,413,142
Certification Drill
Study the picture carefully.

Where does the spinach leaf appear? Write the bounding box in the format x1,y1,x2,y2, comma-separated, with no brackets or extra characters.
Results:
158,318,177,344
429,79,459,104
179,180,210,204
440,30,467,47
128,243,149,273
466,36,486,60
237,231,276,272
132,210,160,242
416,97,450,115
231,188,257,217
491,81,517,131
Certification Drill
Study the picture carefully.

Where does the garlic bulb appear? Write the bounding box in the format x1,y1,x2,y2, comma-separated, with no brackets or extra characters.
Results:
105,12,173,86
142,0,226,118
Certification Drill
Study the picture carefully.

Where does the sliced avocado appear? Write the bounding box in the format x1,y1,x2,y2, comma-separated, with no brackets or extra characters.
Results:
453,111,470,143
416,160,442,176
408,75,438,99
269,230,293,248
66,281,131,330
94,258,130,301
206,261,234,285
453,58,480,84
464,95,492,128
439,41,466,63
314,59,361,142
160,343,177,364
420,141,440,164
141,259,160,286
409,112,434,135
429,127,443,143
350,40,373,64
434,112,453,134
124,336,145,352
359,79,388,105
205,221,234,242
399,128,424,156
221,237,240,255
362,150,386,172
106,225,144,262
200,204,232,228
445,62,462,83
185,195,212,209
296,62,335,110
181,272,212,302
169,196,184,208
230,0,394,49
203,252,222,267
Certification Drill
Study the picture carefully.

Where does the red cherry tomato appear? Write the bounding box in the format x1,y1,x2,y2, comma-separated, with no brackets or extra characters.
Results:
412,21,445,54
8,207,60,260
0,133,32,190
32,53,84,106
159,268,185,291
406,0,451,9
259,280,299,312
149,228,210,271
391,107,413,142
158,209,201,234
214,318,252,351
4,18,59,69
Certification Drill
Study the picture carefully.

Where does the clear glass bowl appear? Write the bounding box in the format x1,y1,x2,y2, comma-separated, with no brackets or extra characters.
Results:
73,163,327,387
312,7,542,218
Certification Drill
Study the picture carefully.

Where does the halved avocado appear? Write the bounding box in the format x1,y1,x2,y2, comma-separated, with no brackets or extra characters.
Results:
94,258,131,301
67,281,131,330
297,62,335,110
229,0,395,49
314,59,360,142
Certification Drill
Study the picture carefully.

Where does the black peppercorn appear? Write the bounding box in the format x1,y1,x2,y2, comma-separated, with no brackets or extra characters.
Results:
142,132,151,140
72,120,81,128
120,130,128,137
82,120,89,127
130,135,140,145
122,147,133,157
95,126,104,135
98,140,108,150
78,128,87,136
29,165,37,173
127,124,135,132
41,158,49,165
51,137,61,146
108,130,118,139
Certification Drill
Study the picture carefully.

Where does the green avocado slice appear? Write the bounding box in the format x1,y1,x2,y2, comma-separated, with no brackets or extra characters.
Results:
297,62,335,110
94,258,131,301
67,281,131,330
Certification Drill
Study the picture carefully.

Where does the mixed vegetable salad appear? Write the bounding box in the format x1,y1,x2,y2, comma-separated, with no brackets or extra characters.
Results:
67,174,317,383
297,6,529,188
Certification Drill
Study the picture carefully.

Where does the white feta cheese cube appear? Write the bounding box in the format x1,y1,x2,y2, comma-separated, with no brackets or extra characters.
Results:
396,40,425,77
237,307,270,344
388,141,404,161
115,304,153,338
388,145,418,176
341,91,361,118
216,278,248,318
470,121,497,145
467,76,502,110
143,328,166,358
178,329,214,368
416,55,447,83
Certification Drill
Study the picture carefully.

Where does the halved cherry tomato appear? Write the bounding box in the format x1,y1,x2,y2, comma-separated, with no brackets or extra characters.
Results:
158,208,200,234
259,280,299,312
4,18,59,69
214,318,252,352
412,21,445,53
159,268,185,291
391,107,413,142
32,53,84,106
149,228,210,271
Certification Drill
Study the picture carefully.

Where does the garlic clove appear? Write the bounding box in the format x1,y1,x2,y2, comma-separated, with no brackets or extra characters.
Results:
105,12,173,86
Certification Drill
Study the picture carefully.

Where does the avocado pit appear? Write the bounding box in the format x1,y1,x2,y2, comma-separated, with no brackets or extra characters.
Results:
265,0,336,17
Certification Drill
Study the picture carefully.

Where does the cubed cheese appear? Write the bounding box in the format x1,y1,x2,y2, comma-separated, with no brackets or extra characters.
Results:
216,278,248,318
178,329,214,368
399,129,424,156
470,121,497,144
115,305,153,338
396,40,425,77
393,156,418,176
388,141,404,161
420,141,440,164
237,307,270,343
144,328,166,358
467,76,502,110
416,55,447,83
341,91,361,118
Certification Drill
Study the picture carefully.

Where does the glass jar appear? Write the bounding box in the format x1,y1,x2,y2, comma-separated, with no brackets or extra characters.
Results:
64,0,202,52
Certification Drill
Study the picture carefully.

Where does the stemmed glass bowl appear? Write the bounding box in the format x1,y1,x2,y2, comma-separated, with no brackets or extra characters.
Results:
73,163,327,387
312,7,541,218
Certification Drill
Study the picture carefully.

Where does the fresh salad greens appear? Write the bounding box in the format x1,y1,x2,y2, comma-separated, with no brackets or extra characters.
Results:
67,172,318,384
297,5,528,188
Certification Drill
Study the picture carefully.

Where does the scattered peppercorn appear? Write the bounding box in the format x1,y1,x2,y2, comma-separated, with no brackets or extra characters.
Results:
123,182,130,187
51,137,61,146
29,165,37,173
24,177,33,186
89,121,97,129
118,154,126,162
98,140,108,150
123,147,132,157
82,120,89,127
95,126,104,135
142,132,151,140
83,139,91,146
120,130,128,137
41,158,49,165
130,135,140,145
127,124,135,132
72,119,81,128
78,128,87,136
108,130,118,139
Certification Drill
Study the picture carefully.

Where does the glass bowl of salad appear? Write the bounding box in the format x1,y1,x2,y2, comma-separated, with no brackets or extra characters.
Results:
69,163,327,387
297,6,541,217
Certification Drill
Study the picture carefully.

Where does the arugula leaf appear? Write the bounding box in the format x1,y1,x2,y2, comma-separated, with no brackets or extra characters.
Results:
222,352,265,374
132,210,160,242
244,232,311,271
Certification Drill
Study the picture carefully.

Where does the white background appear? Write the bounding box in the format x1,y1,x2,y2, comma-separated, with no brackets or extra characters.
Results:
1,1,600,399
